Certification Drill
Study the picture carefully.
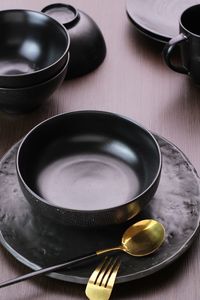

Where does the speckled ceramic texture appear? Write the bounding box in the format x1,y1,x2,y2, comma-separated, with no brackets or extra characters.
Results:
0,135,200,284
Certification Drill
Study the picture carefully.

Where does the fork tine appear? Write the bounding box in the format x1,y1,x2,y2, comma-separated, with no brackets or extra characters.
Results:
101,257,120,287
106,259,121,288
96,257,113,285
85,257,121,300
88,257,108,284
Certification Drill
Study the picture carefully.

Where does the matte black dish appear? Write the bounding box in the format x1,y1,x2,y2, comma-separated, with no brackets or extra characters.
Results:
126,0,199,43
0,9,70,87
41,4,106,78
17,111,161,227
0,136,200,283
0,54,69,114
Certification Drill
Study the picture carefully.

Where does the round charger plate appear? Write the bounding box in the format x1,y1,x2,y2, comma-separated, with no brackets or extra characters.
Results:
126,0,200,43
0,135,200,284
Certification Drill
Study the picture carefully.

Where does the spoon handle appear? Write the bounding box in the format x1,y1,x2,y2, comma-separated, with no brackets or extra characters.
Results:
0,252,97,289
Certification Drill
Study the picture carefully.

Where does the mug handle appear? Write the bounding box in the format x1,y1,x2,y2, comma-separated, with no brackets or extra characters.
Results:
163,33,188,74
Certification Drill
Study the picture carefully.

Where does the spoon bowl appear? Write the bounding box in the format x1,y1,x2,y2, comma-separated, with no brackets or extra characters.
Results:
121,219,165,256
97,219,165,256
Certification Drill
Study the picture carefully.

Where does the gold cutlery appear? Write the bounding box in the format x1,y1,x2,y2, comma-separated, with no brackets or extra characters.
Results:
85,257,120,300
0,219,165,288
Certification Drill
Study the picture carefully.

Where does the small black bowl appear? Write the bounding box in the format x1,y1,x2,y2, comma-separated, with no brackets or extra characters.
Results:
41,4,106,79
0,53,69,113
16,111,162,227
0,9,70,88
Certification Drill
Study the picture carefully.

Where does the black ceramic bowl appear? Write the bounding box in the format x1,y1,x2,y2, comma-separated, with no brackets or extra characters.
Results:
0,53,69,113
16,111,162,227
0,9,70,88
41,4,106,79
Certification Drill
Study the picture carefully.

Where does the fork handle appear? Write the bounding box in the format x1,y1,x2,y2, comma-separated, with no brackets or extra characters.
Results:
0,252,97,289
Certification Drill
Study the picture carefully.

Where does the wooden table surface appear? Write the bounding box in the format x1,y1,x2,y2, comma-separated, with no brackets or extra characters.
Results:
0,0,200,299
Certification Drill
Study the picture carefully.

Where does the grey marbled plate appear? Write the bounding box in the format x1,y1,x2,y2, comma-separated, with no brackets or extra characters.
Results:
0,135,200,284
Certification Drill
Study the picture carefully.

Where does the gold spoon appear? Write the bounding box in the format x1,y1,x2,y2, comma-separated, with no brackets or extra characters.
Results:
97,219,165,257
0,219,165,288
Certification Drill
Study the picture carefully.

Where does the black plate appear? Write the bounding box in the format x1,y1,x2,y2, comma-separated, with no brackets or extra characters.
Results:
126,0,199,43
0,135,200,284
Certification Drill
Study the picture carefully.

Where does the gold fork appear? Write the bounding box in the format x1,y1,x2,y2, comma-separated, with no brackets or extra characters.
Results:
85,256,121,300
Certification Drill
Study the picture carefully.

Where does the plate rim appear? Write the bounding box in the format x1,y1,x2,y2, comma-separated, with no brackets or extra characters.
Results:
126,0,175,43
0,136,200,284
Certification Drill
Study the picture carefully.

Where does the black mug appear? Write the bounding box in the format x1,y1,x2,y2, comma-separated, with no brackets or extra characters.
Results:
163,4,200,84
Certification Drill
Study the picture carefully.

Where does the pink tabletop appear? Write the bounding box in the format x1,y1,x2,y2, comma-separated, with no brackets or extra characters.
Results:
0,0,200,299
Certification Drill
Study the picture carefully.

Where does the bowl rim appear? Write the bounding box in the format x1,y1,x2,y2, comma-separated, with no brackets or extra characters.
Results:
0,52,70,90
41,3,80,29
0,9,70,79
16,110,162,213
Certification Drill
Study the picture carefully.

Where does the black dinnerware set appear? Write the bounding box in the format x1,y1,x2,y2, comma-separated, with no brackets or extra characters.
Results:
0,10,70,113
0,4,106,113
0,0,200,288
1,4,161,228
127,0,200,84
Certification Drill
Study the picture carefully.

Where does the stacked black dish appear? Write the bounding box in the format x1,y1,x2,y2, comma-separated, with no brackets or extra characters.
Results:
0,9,70,113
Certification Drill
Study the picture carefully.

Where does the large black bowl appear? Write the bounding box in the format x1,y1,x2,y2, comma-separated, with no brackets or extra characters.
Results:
16,111,162,227
0,9,70,88
0,53,69,113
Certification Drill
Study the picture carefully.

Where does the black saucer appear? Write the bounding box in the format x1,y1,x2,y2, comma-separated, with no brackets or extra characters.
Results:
0,135,200,284
126,0,199,43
